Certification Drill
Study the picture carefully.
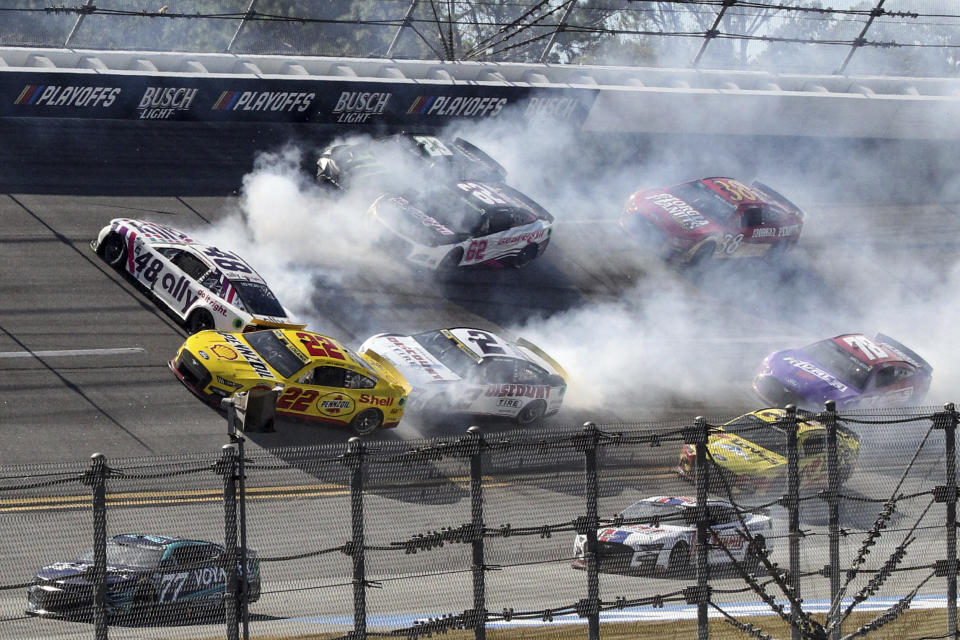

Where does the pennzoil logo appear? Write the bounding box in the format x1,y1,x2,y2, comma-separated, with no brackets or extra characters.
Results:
318,392,355,417
407,95,506,118
138,86,197,119
212,90,314,112
15,85,121,108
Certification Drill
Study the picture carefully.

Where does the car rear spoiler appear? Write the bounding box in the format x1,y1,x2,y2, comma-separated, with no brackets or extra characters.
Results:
875,333,933,374
516,337,569,381
453,137,508,181
362,348,414,394
751,180,803,217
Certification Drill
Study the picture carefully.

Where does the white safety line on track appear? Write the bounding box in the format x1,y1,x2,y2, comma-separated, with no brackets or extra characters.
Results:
0,347,145,359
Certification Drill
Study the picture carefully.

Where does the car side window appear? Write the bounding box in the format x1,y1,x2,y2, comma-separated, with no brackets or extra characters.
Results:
488,209,514,234
741,207,763,228
171,545,207,568
344,370,376,389
873,366,897,388
172,251,211,281
303,366,345,388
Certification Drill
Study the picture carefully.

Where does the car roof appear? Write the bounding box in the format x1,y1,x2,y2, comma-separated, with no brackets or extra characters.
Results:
278,330,366,368
825,334,910,367
697,178,768,206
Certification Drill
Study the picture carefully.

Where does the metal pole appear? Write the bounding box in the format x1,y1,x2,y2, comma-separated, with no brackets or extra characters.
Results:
219,444,240,640
942,403,958,637
386,0,418,58
64,0,94,48
348,437,367,640
694,416,709,640
836,0,885,74
467,426,486,640
89,453,108,640
785,405,801,640
692,0,734,68
582,422,600,640
822,400,841,640
538,0,577,63
234,431,250,639
227,0,257,53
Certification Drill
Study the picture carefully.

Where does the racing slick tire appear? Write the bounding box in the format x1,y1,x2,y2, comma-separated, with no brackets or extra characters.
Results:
667,542,691,577
513,243,539,268
436,248,464,278
687,242,716,270
515,400,547,426
744,536,767,575
350,408,383,436
100,232,127,269
187,309,215,334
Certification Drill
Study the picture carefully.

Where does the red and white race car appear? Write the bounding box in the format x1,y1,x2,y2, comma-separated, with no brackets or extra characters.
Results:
620,177,804,267
358,327,567,425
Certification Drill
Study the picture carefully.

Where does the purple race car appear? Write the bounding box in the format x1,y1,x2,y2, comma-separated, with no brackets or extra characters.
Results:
753,333,932,410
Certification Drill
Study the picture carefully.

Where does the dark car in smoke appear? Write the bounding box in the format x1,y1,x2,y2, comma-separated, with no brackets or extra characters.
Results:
25,533,260,622
620,177,804,268
753,333,933,410
316,133,553,271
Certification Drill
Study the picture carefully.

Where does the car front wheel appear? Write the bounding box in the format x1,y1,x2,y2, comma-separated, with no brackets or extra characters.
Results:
187,309,215,334
100,233,127,269
516,400,547,426
350,408,383,435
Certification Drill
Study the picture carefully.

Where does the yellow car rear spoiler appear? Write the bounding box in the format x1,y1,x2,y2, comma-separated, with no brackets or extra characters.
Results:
362,348,413,394
516,337,569,381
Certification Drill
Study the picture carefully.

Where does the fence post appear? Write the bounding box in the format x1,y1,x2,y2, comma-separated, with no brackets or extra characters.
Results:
692,416,710,640
783,405,801,640
217,444,240,640
83,453,109,640
346,437,367,640
935,403,959,637
467,426,487,640
223,396,251,640
821,400,841,640
581,422,601,640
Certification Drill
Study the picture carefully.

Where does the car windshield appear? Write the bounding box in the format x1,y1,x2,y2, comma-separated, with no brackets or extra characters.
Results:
721,415,787,456
244,331,306,378
413,185,485,235
671,181,737,224
618,500,684,521
803,339,872,389
79,542,164,568
413,330,478,378
232,281,286,317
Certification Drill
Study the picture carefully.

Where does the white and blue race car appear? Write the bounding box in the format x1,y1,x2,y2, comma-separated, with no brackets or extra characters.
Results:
92,218,304,333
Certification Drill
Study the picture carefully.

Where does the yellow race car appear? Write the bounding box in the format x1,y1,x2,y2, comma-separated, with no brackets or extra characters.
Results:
170,329,411,435
677,408,860,496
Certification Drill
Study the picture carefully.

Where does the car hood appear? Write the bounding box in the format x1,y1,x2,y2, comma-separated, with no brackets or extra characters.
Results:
597,524,687,546
360,335,463,388
371,195,465,247
183,332,283,387
765,349,857,404
34,561,141,586
706,433,784,476
628,189,722,236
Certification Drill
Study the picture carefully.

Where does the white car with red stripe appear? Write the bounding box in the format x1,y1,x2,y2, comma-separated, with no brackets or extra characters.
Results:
92,218,304,334
358,327,567,425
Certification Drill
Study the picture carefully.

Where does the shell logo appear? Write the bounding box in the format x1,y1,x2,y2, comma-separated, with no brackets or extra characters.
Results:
318,392,355,417
211,344,238,360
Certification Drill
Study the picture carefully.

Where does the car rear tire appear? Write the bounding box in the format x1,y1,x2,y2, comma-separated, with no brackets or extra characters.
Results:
516,400,547,426
513,243,539,268
667,542,691,577
100,233,127,269
350,408,383,435
187,309,215,334
687,242,715,269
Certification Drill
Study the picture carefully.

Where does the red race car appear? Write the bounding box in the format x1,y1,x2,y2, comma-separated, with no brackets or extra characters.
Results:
620,177,804,267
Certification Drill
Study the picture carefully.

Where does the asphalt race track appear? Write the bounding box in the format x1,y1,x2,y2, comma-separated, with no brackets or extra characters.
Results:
2,117,960,638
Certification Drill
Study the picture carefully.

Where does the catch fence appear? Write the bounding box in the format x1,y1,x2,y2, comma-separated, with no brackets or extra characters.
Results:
0,402,957,640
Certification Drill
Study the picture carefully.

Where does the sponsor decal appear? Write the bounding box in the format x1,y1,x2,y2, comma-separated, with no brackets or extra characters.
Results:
333,91,390,123
212,90,314,112
647,193,710,230
137,86,197,119
751,228,776,238
386,336,446,381
407,95,507,118
15,84,121,108
522,97,580,121
358,393,394,407
211,344,238,360
220,333,276,380
498,228,547,245
192,566,226,588
390,198,455,235
216,376,242,389
198,350,210,360
715,442,750,460
195,289,228,316
783,356,848,392
497,398,521,408
318,392,355,417
778,224,801,237
484,384,550,399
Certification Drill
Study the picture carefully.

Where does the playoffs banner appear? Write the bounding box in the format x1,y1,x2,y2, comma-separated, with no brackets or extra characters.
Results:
3,72,597,128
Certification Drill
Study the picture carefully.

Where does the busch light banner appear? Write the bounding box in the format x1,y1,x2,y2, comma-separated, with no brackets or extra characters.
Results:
1,71,597,127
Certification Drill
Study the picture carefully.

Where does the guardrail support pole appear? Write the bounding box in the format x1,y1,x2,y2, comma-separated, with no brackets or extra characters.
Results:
218,444,240,640
85,453,109,640
467,426,487,640
821,400,842,640
347,437,368,640
693,417,710,640
784,405,801,640
935,403,959,637
582,422,601,640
